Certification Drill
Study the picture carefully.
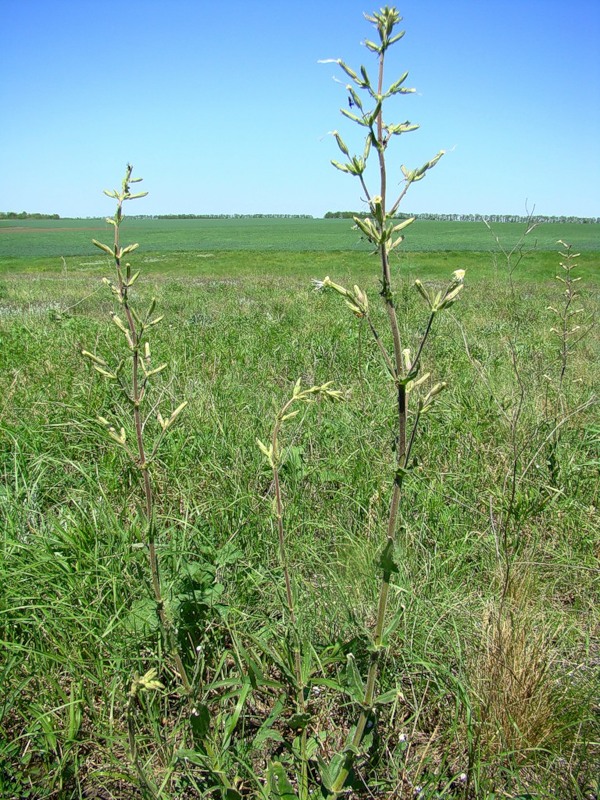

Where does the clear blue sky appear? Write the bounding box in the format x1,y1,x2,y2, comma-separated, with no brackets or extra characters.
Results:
1,0,599,218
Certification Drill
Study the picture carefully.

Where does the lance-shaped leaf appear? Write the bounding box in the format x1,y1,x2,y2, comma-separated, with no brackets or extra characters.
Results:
317,752,347,794
379,537,399,578
345,654,365,704
267,762,298,800
374,688,401,706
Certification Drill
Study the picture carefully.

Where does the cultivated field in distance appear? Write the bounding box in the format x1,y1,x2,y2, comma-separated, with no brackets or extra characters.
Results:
1,215,599,258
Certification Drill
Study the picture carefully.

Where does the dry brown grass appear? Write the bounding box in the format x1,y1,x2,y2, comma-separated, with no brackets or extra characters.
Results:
471,565,561,759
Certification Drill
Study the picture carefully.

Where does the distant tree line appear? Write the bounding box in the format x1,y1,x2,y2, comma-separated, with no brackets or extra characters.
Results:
127,213,315,220
324,210,600,224
0,211,60,220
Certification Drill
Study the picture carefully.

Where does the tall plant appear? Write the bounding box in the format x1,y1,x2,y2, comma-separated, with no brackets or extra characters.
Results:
82,165,191,695
258,380,343,800
314,8,464,795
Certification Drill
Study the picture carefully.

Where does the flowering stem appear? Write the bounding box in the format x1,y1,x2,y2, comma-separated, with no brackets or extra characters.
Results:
111,167,191,695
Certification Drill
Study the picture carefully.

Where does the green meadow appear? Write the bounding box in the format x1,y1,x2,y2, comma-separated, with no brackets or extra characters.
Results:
0,219,599,798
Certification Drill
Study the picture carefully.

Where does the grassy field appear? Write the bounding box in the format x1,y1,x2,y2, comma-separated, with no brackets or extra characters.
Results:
1,216,599,258
0,226,599,798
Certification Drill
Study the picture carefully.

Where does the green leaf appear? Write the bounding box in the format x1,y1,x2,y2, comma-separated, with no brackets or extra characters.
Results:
300,641,313,684
382,600,406,641
378,538,399,578
267,761,298,800
124,597,160,636
309,677,344,692
317,752,346,793
222,679,252,749
373,689,399,706
345,654,365,704
288,712,312,731
189,703,210,744
253,695,286,748
175,748,207,767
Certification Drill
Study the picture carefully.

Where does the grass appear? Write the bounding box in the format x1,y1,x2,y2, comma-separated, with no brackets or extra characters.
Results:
0,236,599,798
1,216,599,258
